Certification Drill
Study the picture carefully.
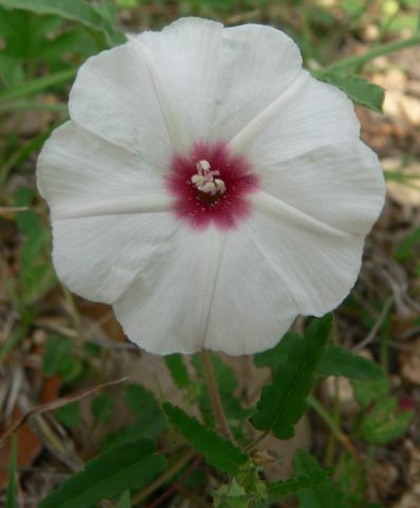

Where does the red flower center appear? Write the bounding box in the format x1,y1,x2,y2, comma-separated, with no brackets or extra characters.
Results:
166,142,259,230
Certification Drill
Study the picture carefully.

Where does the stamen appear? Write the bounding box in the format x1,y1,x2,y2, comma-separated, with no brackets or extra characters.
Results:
191,160,227,198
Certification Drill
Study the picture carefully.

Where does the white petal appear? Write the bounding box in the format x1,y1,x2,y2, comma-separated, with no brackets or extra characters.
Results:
50,213,179,303
137,17,224,151
211,23,303,142
113,227,229,354
37,121,171,220
68,40,172,167
245,203,367,317
114,224,297,356
256,142,385,235
232,76,361,164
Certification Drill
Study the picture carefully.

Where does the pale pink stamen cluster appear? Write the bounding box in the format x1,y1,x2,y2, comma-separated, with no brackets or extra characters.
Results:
190,160,226,196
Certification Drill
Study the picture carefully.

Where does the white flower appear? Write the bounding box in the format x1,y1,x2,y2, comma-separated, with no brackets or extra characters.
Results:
37,18,385,355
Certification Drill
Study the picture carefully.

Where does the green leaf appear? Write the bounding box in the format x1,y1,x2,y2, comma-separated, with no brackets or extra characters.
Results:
6,435,18,508
91,393,113,423
123,384,166,438
293,450,350,508
212,479,250,508
0,0,110,33
253,332,300,372
360,397,414,444
352,377,390,408
39,438,166,508
0,67,76,101
163,403,247,475
55,402,82,428
118,490,131,508
394,227,420,262
316,71,385,112
251,316,332,439
318,345,384,380
267,466,334,498
164,354,191,389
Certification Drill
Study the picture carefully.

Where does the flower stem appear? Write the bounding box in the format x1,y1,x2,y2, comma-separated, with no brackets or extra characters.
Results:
200,349,234,442
325,33,420,71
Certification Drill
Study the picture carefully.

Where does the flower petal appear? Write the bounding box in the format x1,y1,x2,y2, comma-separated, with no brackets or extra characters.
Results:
211,23,303,142
256,141,385,235
68,39,172,167
231,76,361,164
244,203,367,318
37,121,170,221
113,227,229,354
137,17,224,151
50,214,179,304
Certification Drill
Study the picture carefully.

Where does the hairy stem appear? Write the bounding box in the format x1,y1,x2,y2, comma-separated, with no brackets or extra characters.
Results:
200,349,234,442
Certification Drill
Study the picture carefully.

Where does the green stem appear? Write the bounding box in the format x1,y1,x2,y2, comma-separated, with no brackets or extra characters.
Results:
325,33,420,71
200,349,234,442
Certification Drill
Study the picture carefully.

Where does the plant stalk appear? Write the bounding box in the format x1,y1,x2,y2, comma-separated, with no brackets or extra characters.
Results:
200,349,234,442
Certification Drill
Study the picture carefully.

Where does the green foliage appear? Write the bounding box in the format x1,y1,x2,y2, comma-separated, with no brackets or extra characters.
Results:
163,403,248,475
39,438,166,508
118,490,131,508
359,396,414,444
266,465,334,498
253,332,299,372
0,0,124,47
6,435,18,508
91,393,114,423
55,401,82,428
318,345,385,380
317,71,385,112
42,335,85,384
212,479,250,508
352,377,414,444
164,353,191,389
394,227,420,262
104,383,166,449
293,450,350,508
251,315,332,439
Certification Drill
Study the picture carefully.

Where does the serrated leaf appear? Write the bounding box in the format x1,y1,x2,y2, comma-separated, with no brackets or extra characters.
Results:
253,333,300,372
164,354,191,389
163,403,247,475
251,316,332,439
266,466,334,498
39,438,166,508
360,397,414,444
352,377,390,408
318,345,384,380
317,71,385,112
293,450,350,508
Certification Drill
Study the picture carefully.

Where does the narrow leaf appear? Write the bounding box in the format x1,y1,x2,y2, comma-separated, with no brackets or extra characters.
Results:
39,438,166,508
318,345,384,380
118,490,131,508
317,71,385,112
163,403,247,475
0,0,109,33
6,435,18,508
0,68,76,101
251,315,331,439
